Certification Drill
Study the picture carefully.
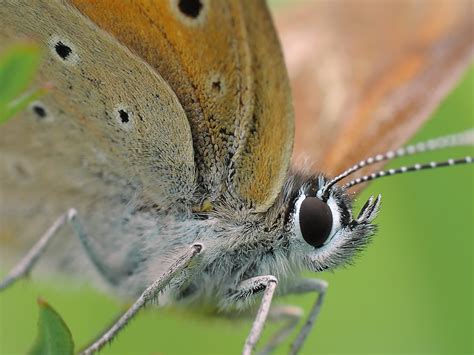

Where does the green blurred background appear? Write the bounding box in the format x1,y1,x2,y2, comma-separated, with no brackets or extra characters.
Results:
1,5,473,355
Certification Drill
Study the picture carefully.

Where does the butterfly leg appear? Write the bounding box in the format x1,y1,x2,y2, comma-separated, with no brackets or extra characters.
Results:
0,208,122,290
81,243,203,355
287,278,328,354
258,305,303,355
219,305,302,355
241,278,327,355
227,275,278,355
0,209,77,290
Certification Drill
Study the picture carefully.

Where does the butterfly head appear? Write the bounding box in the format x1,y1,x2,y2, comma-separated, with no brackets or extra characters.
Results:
282,174,380,272
282,130,473,273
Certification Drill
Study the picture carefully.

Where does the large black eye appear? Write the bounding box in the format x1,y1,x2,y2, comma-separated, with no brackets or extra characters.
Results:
299,197,333,248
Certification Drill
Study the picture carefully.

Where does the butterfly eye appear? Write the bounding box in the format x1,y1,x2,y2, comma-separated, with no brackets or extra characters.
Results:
299,197,333,248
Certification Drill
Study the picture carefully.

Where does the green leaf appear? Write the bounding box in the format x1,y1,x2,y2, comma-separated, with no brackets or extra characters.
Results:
29,298,74,355
0,43,47,123
0,87,48,124
0,43,42,106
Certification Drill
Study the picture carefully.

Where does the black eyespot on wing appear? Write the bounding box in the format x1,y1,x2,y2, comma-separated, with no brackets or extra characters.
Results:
178,0,203,18
118,109,129,123
299,197,333,248
212,80,221,93
32,104,47,119
54,41,72,60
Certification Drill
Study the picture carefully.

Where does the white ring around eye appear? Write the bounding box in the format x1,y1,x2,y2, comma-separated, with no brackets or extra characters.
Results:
325,196,341,245
293,192,306,242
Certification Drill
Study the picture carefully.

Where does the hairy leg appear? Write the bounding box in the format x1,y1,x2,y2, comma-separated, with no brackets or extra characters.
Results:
1,208,129,289
226,277,327,354
0,209,77,290
259,305,303,355
81,243,203,354
225,275,278,355
288,278,328,354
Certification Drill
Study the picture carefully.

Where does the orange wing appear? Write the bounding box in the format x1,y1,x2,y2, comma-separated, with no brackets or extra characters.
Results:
71,0,294,211
275,0,473,178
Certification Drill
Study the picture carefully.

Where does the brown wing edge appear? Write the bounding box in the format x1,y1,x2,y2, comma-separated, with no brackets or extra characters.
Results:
275,1,473,190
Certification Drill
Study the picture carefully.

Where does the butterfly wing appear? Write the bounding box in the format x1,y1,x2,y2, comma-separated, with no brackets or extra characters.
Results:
0,1,196,268
276,0,473,177
70,0,294,211
0,0,293,281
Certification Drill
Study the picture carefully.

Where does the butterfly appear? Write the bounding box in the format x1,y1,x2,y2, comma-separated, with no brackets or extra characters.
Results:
0,1,472,354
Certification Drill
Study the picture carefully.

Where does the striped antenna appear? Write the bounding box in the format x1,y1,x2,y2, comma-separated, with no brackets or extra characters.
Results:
343,156,473,189
319,130,474,199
